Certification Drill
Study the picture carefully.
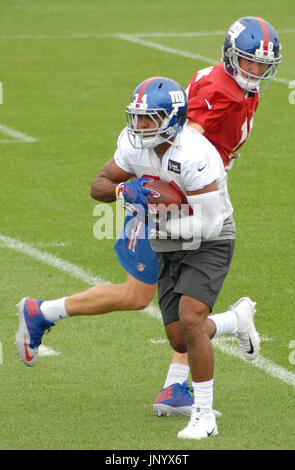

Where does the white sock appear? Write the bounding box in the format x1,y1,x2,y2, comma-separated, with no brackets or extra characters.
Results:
163,363,190,388
40,297,69,322
192,379,214,409
209,310,237,337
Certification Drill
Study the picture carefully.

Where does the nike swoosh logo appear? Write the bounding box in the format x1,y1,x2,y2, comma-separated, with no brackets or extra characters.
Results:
204,98,213,110
198,163,206,171
148,190,160,198
207,427,216,437
198,158,207,172
24,337,35,362
247,337,254,354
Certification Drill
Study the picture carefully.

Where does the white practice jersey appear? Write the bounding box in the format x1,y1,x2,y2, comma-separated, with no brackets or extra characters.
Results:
114,124,235,251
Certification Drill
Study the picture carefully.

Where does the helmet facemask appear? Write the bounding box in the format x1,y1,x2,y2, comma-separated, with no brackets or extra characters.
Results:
226,46,281,92
126,106,179,149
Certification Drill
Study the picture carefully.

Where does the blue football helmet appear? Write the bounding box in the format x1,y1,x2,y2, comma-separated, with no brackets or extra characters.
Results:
223,17,282,92
126,76,188,149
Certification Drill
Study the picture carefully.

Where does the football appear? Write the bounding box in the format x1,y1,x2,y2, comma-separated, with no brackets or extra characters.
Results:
144,179,182,209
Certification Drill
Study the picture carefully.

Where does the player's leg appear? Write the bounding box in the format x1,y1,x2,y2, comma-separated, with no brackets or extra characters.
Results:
153,244,220,418
65,274,156,315
176,296,218,440
15,274,156,366
15,213,158,366
155,242,226,437
153,327,193,417
42,211,158,317
155,246,224,437
153,350,193,416
153,312,224,418
153,248,218,418
172,240,259,438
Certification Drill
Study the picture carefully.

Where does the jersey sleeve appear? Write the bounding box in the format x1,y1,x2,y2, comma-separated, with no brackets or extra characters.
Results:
181,153,221,192
113,128,135,174
186,81,237,133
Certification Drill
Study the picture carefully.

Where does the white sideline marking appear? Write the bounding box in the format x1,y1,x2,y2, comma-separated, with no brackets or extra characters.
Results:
1,232,294,388
0,123,39,143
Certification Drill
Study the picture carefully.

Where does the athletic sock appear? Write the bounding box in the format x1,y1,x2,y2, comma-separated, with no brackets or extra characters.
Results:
40,297,69,322
163,363,190,388
209,310,238,337
192,379,214,408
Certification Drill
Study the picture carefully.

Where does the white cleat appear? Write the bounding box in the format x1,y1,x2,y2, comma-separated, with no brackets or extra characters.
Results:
15,298,38,367
229,297,260,361
177,405,218,440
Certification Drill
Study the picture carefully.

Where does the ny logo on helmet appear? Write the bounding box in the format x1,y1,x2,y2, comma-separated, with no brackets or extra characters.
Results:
228,21,246,42
169,90,185,114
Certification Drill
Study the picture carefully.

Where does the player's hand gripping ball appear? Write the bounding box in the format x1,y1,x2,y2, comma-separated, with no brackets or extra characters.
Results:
143,180,182,213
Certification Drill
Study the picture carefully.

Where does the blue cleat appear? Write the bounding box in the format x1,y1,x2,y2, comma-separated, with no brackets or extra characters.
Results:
153,380,194,417
15,297,55,367
153,380,222,418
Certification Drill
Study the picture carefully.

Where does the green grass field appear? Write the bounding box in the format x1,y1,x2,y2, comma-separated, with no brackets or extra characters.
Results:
0,0,294,452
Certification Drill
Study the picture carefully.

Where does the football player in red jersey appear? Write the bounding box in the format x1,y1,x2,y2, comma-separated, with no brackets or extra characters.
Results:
185,62,259,170
153,16,282,417
186,17,281,169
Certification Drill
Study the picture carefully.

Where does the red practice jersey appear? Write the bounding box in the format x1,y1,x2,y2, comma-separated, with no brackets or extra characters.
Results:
186,63,259,167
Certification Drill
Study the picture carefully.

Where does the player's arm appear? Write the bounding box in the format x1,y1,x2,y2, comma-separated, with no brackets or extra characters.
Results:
90,158,133,202
90,158,154,209
166,181,223,241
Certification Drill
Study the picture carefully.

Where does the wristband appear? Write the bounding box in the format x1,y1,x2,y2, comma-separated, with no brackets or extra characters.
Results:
115,183,125,199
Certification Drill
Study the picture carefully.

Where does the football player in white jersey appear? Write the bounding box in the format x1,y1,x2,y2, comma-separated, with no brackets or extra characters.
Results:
15,76,260,439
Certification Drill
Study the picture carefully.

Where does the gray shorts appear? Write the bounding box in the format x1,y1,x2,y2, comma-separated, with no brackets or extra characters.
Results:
156,239,235,325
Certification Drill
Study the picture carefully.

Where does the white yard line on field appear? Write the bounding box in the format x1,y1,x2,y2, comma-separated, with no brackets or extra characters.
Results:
0,31,292,85
0,29,294,40
0,124,39,143
1,232,294,387
117,33,220,65
214,337,295,387
117,34,290,85
0,234,104,286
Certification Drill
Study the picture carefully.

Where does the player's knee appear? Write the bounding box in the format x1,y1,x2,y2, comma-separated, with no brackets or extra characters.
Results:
132,297,150,310
170,340,187,354
165,322,187,353
123,278,155,310
124,289,151,310
179,301,208,337
167,334,187,353
179,296,208,330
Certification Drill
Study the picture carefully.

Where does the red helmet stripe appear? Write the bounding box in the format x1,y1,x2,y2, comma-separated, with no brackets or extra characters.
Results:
137,76,159,104
257,17,269,50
